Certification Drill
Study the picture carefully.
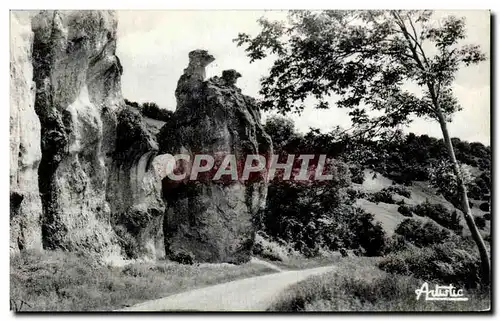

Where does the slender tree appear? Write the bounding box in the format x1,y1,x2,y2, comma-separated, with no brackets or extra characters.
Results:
235,10,490,282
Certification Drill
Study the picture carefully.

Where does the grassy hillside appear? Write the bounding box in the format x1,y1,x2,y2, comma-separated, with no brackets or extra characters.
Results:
143,117,166,136
354,169,490,237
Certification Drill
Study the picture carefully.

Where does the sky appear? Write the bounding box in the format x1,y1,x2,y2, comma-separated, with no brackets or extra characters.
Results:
116,10,490,144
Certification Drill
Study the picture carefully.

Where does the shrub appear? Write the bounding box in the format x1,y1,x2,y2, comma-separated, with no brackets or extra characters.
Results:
368,189,395,204
124,98,140,109
335,210,389,257
386,185,411,198
394,219,450,247
479,202,490,212
397,205,413,217
349,166,365,184
169,250,195,265
253,233,297,262
321,206,389,257
262,159,352,256
412,201,462,234
141,102,173,122
359,219,388,257
346,189,366,202
483,213,491,221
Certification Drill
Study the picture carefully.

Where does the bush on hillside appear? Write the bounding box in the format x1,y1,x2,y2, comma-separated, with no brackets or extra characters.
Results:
411,201,462,234
346,189,366,203
385,185,411,198
322,206,389,257
252,232,298,262
141,102,173,122
479,202,490,212
349,166,365,184
395,199,406,206
263,159,353,256
397,205,413,217
124,98,140,109
368,189,395,204
394,219,450,248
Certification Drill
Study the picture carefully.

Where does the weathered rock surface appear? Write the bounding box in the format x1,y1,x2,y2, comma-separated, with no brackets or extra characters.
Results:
158,50,273,264
11,13,269,262
10,10,164,259
108,108,165,258
10,12,43,253
30,10,123,256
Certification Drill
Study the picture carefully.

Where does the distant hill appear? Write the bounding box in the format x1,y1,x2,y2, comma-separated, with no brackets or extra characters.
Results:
354,169,490,238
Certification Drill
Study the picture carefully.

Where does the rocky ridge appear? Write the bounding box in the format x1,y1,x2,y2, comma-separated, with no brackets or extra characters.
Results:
10,11,272,263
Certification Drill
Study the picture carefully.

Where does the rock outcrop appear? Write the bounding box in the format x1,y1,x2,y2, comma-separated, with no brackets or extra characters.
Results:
10,13,270,263
10,10,164,259
108,108,165,259
158,50,273,264
10,12,43,253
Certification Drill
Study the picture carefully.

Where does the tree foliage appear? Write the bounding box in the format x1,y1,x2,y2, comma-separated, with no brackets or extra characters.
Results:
240,10,489,280
262,116,388,257
236,10,486,132
124,99,173,122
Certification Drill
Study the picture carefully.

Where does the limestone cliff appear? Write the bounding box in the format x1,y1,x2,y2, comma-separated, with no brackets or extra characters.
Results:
108,108,165,259
10,10,164,259
158,50,273,264
10,12,43,253
11,13,271,263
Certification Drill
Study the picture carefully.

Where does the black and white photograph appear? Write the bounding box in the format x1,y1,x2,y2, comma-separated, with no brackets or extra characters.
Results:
7,6,492,313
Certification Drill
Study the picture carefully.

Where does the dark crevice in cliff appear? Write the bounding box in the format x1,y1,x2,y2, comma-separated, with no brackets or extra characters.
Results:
31,12,70,250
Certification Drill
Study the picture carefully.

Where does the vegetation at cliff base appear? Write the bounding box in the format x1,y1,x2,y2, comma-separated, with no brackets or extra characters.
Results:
10,250,276,311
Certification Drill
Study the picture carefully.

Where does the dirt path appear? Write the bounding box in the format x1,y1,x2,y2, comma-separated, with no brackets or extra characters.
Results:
118,265,335,311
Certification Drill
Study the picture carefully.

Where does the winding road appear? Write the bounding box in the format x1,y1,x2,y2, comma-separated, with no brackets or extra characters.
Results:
118,263,335,312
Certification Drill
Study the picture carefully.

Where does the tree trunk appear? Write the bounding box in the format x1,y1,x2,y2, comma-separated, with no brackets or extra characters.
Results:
436,110,490,285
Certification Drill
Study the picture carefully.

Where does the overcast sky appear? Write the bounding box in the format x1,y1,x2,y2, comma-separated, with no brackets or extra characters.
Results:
116,10,490,144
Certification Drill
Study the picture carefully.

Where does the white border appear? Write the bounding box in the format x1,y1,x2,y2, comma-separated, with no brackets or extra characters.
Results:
2,1,498,320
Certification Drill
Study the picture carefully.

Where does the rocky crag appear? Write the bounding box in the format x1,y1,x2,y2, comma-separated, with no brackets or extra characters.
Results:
158,50,273,264
10,12,43,252
10,11,272,263
10,10,164,260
